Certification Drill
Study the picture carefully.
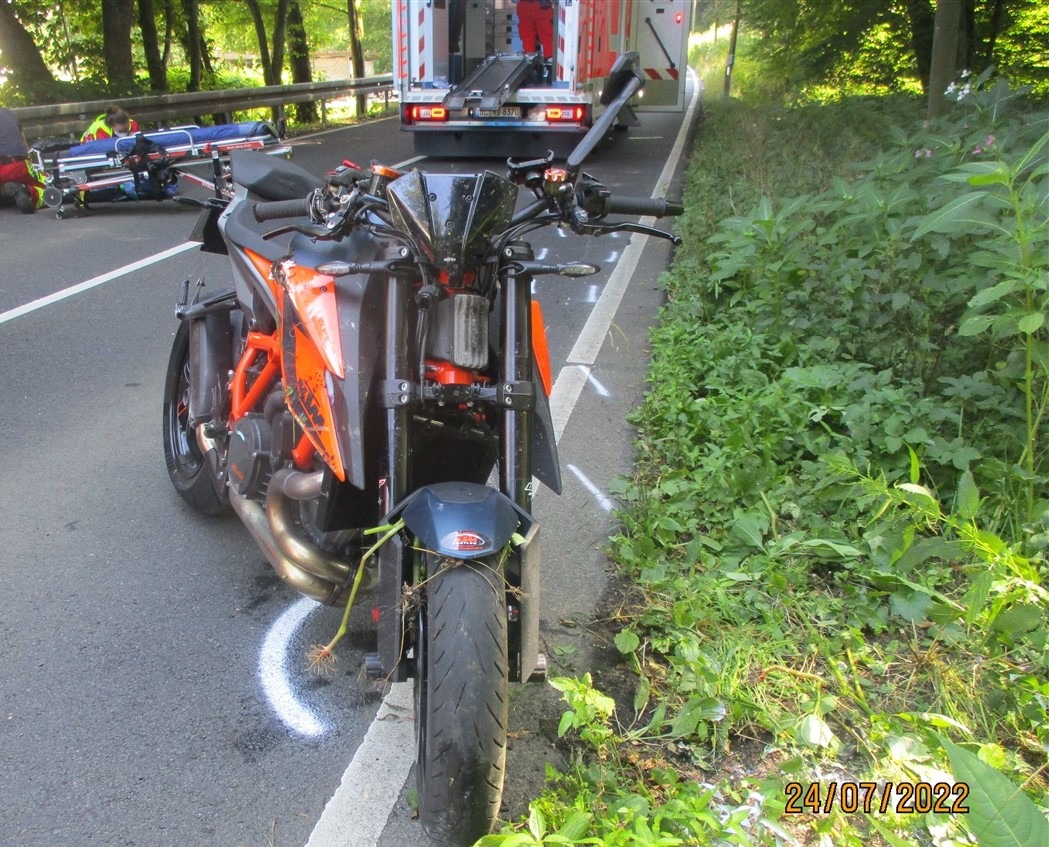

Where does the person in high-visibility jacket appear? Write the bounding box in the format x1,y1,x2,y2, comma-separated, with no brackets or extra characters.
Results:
81,105,141,142
0,108,46,214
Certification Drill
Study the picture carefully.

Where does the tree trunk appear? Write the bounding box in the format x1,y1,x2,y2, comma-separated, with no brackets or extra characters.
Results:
347,0,367,116
139,0,168,91
905,0,935,94
182,0,202,91
288,1,318,124
927,0,962,119
102,0,137,92
271,0,292,86
162,0,174,67
983,0,1006,66
245,0,274,84
0,2,59,100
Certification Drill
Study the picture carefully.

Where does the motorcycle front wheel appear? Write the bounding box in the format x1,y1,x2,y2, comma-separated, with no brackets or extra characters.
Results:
161,321,229,515
416,553,508,845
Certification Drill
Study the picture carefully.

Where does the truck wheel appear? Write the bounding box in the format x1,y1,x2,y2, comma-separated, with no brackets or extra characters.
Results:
416,554,508,845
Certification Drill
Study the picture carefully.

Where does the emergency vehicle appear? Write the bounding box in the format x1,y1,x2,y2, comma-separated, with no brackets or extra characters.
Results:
393,0,691,156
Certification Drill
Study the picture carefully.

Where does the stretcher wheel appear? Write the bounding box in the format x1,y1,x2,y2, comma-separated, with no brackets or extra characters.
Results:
43,186,65,208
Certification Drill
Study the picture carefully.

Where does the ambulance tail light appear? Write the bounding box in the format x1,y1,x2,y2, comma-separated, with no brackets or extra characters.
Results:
404,106,448,124
542,106,586,124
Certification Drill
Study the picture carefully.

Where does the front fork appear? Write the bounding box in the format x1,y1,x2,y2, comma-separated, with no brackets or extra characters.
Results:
374,247,542,683
500,242,543,683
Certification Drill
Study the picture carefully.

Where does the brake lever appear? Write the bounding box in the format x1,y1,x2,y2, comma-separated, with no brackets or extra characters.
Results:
579,221,682,245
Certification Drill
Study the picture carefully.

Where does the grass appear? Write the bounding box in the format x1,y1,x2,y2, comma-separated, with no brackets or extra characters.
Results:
477,31,1049,847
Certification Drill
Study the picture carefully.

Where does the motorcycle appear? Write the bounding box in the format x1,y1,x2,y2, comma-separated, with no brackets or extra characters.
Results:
162,53,682,845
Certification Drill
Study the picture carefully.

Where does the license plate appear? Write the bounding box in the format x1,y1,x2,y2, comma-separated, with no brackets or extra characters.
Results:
476,107,522,118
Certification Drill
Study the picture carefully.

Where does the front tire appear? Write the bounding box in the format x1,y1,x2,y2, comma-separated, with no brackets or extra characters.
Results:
162,320,229,515
416,554,508,845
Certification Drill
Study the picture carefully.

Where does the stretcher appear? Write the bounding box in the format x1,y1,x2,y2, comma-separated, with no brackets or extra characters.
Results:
31,121,292,218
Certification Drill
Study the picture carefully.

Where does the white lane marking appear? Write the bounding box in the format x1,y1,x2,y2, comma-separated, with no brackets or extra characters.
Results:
566,464,617,513
584,283,600,304
549,364,590,443
0,241,199,325
304,683,416,847
258,597,327,737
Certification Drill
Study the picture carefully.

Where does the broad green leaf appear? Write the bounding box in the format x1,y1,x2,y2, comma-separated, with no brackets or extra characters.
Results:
964,570,994,626
956,469,980,520
968,279,1022,309
908,445,921,485
890,590,932,623
938,735,1049,847
911,191,989,240
794,713,835,748
614,629,640,654
528,805,546,840
731,511,768,550
991,603,1044,634
800,538,863,558
958,313,996,336
555,810,592,840
1018,311,1045,334
670,696,726,738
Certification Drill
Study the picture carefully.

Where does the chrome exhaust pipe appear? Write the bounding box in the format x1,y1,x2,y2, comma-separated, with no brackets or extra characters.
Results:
228,466,375,606
228,488,342,605
267,468,353,586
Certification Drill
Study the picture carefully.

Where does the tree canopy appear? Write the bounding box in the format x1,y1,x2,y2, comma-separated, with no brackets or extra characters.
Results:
696,0,1048,98
0,0,393,106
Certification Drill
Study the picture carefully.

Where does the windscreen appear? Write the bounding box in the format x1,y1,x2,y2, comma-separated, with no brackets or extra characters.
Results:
386,170,518,273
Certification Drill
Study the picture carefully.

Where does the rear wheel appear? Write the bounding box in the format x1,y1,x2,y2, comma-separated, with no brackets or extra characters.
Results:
416,554,508,845
162,320,229,515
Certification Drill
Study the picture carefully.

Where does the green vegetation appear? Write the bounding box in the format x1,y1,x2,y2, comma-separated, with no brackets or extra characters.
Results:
479,30,1049,847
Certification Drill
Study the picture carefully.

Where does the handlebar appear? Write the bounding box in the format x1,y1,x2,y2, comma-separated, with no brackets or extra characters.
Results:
253,197,311,223
604,196,684,218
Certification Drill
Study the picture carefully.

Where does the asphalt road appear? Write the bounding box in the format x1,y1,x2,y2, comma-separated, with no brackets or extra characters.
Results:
0,82,699,847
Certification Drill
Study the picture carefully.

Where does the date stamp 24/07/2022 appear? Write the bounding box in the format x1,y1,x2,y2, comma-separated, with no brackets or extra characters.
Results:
784,781,971,815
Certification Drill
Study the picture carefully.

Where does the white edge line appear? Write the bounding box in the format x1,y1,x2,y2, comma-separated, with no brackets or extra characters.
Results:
304,683,416,847
565,69,701,367
0,240,199,325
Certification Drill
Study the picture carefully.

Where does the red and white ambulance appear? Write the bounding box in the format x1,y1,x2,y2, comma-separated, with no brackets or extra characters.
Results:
393,0,691,156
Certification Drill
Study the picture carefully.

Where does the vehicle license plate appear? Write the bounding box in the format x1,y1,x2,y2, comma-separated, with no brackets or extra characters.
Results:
476,107,522,118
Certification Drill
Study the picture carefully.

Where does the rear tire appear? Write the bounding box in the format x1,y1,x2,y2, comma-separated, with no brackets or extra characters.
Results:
162,321,229,515
416,554,508,845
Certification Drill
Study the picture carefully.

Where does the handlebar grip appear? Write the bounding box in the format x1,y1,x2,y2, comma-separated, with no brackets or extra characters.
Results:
253,198,311,222
605,196,685,218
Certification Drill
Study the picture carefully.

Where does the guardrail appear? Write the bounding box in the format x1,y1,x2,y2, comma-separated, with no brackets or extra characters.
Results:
12,75,395,141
